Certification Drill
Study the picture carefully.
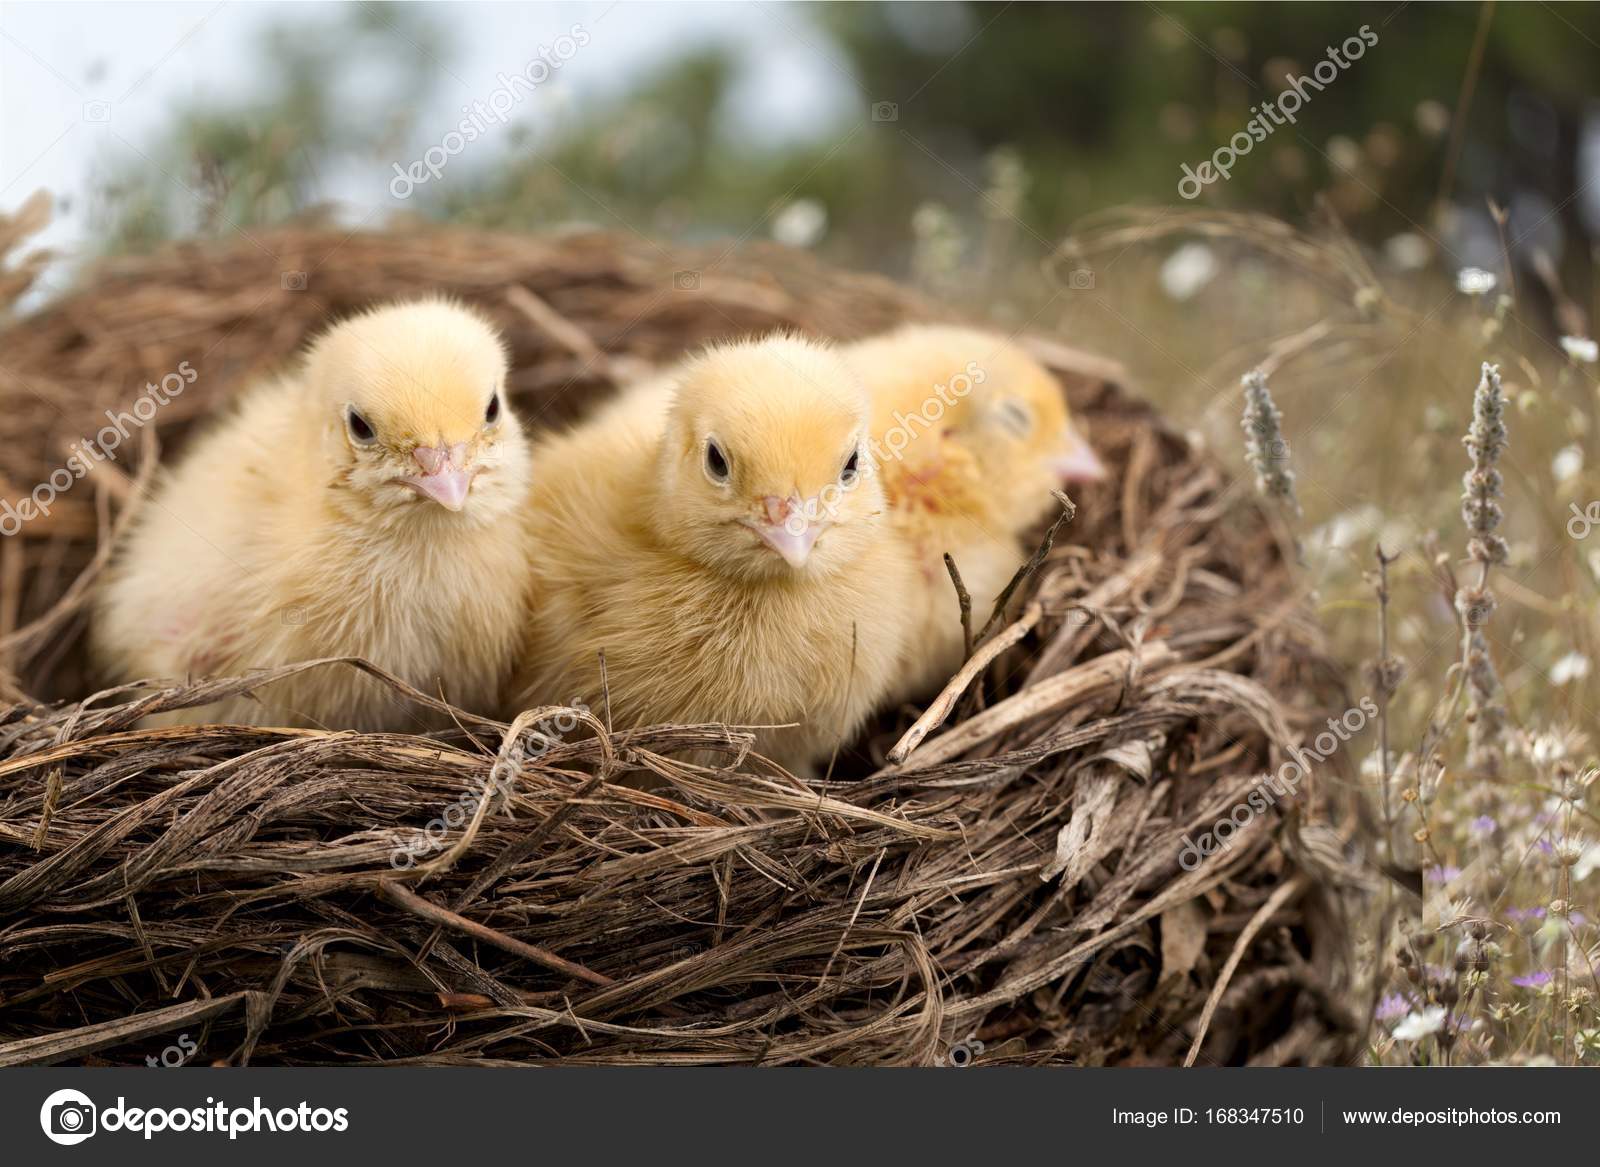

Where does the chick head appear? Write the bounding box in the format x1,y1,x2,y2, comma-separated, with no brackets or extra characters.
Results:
653,335,884,580
303,299,528,524
867,325,1105,537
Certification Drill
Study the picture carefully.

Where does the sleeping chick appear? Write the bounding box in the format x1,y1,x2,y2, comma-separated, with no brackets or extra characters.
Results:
515,334,915,775
846,324,1106,699
93,299,532,729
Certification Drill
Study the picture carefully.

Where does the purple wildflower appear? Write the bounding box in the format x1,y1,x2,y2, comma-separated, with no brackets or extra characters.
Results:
1426,864,1463,884
1512,971,1553,989
1470,815,1497,836
1376,992,1412,1022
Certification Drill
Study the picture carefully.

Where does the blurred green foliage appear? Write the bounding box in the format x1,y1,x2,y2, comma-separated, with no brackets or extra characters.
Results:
94,1,1600,294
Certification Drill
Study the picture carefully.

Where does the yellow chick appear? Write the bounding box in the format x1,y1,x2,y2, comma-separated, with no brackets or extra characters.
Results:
515,334,915,774
846,324,1106,698
93,299,532,729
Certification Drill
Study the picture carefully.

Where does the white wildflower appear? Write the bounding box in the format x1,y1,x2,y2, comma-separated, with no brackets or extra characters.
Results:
1310,504,1381,552
1160,242,1218,301
1561,335,1599,364
1392,1005,1447,1041
1326,135,1362,174
1554,444,1585,484
1531,734,1570,767
1415,100,1450,137
1551,652,1591,687
770,199,827,249
1383,233,1430,271
1577,1029,1600,1061
1361,749,1396,778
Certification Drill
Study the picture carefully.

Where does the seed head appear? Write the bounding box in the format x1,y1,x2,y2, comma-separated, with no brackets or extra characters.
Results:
1240,369,1301,516
1461,363,1509,566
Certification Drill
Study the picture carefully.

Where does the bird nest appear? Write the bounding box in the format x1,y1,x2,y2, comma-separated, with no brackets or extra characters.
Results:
0,205,1358,1066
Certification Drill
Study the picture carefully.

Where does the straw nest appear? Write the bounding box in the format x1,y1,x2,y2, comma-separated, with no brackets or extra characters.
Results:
0,198,1358,1066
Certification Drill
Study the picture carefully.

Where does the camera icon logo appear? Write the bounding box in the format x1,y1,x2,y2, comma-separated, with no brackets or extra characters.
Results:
673,270,701,291
40,1088,97,1146
1067,267,1096,290
871,101,899,123
281,606,307,626
942,1036,985,1067
82,101,111,123
281,271,308,292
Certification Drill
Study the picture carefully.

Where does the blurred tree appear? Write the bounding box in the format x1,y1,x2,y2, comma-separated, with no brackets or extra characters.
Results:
819,1,1600,296
94,5,452,250
90,0,1600,313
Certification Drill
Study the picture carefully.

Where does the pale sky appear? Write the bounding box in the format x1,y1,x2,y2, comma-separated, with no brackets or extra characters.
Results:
0,0,858,291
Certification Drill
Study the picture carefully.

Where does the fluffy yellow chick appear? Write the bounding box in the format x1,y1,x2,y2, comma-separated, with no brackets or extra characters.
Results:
846,324,1106,698
93,299,532,729
515,334,915,774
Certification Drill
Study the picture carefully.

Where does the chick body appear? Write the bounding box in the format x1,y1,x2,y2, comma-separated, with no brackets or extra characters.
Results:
516,335,914,773
94,299,532,729
847,324,1105,700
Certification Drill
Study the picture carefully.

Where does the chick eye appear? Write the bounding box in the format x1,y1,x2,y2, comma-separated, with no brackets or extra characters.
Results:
345,406,377,445
840,449,861,486
703,438,731,484
995,398,1034,438
485,393,502,425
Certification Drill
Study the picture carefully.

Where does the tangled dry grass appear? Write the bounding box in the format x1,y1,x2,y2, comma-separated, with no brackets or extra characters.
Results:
0,205,1359,1066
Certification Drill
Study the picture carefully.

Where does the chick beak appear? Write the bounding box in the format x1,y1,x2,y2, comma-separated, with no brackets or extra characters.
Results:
1052,428,1107,484
750,494,823,569
403,442,477,511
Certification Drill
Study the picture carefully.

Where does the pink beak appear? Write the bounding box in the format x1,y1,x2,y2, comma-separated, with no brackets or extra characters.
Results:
402,442,477,511
747,494,825,568
1052,429,1107,483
